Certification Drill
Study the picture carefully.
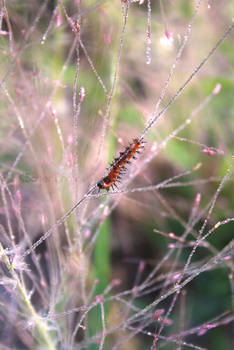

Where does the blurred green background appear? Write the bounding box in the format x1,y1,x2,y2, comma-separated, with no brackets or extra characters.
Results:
0,1,233,349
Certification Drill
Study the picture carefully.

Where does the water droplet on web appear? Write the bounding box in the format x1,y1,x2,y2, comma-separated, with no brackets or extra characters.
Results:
146,0,151,64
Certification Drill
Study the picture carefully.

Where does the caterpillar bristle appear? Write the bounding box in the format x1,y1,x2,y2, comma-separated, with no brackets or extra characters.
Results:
97,137,145,191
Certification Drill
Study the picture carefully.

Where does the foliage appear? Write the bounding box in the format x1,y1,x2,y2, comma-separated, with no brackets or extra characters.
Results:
0,1,233,349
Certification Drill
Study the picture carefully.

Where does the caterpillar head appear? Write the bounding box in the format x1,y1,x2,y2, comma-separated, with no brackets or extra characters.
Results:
97,180,105,190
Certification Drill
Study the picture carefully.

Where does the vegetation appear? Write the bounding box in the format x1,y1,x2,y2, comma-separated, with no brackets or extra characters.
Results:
0,1,233,349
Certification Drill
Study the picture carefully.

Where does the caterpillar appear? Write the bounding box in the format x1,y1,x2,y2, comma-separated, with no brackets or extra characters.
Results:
97,137,145,191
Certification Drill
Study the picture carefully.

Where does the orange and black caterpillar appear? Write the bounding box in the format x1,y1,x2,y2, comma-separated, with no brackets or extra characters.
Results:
97,137,145,191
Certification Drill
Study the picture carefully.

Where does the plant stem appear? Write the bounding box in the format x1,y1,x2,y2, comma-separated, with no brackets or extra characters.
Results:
0,244,55,350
